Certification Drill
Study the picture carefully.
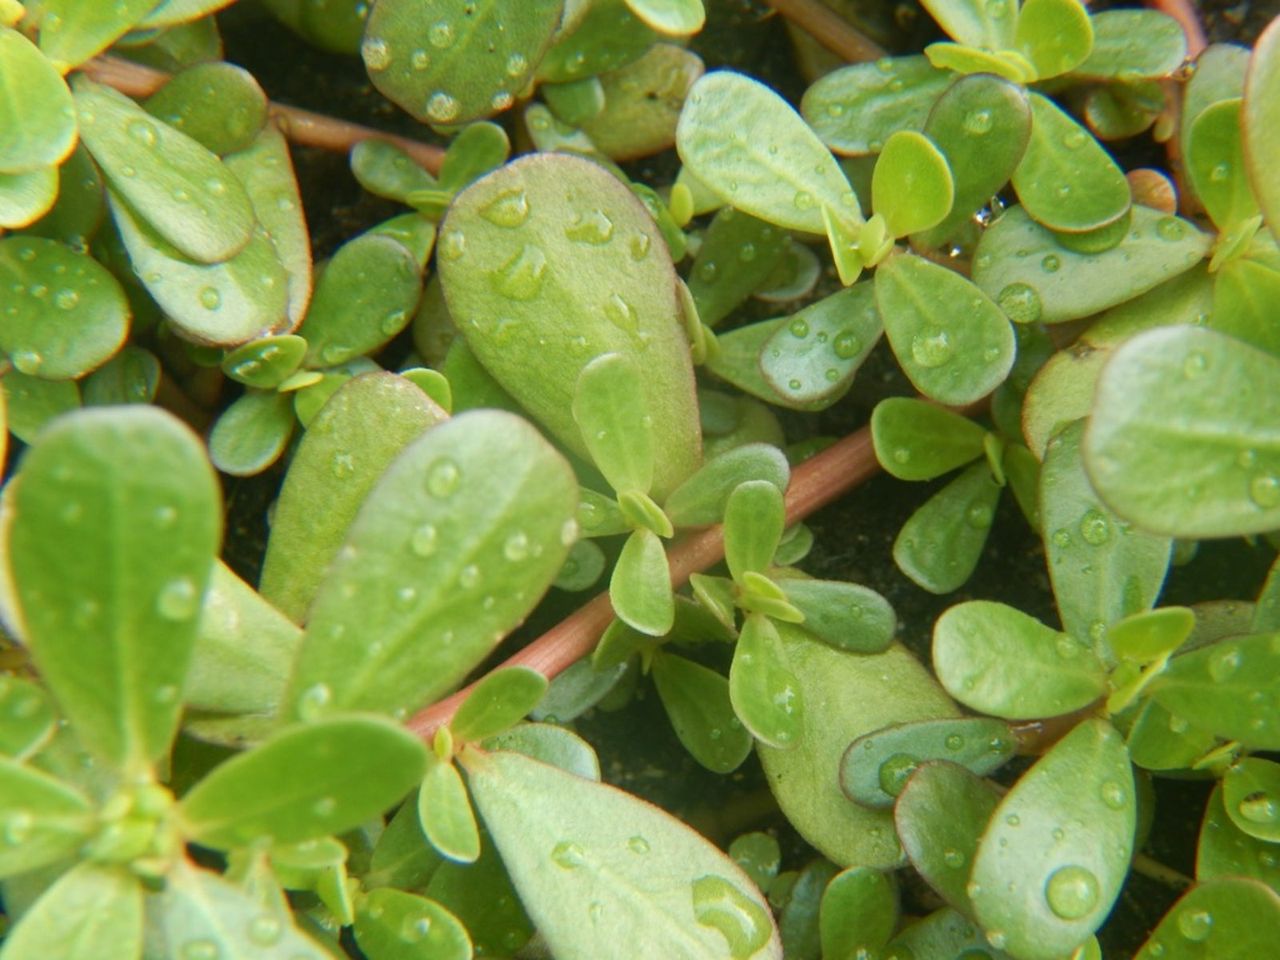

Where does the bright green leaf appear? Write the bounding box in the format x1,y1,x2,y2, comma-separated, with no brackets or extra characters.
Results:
664,442,789,528
0,863,141,960
729,832,780,893
355,888,473,960
871,397,987,480
687,207,787,327
1071,11,1187,81
573,352,654,494
894,460,1003,594
0,164,58,228
222,335,307,390
1214,257,1280,356
483,723,601,781
144,61,268,156
451,667,549,743
885,906,1018,960
779,578,895,654
437,121,511,195
420,754,481,863
208,390,295,477
579,43,705,161
651,651,752,773
1133,877,1280,959
1245,19,1280,235
730,614,803,748
1108,607,1195,664
873,131,953,238
920,0,1016,50
610,527,674,636
1014,0,1093,80
537,0,656,84
352,139,436,205
1223,757,1280,841
1198,783,1280,893
34,0,157,69
1,370,79,444
623,0,703,35
0,26,76,174
0,677,54,759
925,42,1030,82
1187,98,1257,231
0,756,94,878
724,480,785,582
81,345,159,406
818,867,898,960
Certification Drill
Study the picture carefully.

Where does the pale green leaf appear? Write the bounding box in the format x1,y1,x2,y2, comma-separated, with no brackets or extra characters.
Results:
818,867,898,960
537,0,656,84
1071,11,1187,81
0,863,141,960
893,460,1002,594
870,397,986,480
34,0,158,69
0,164,58,229
0,756,94,878
623,0,703,35
579,43,704,161
1134,878,1280,958
1014,0,1093,80
208,390,295,477
651,652,752,773
573,352,654,494
779,578,896,654
1187,98,1257,231
144,61,268,156
355,888,472,960
0,370,79,444
0,676,54,759
1245,18,1280,235
0,26,76,173
730,614,803,748
920,0,1016,50
420,754,481,863
451,667,548,743
663,442,789,528
872,130,953,238
610,527,674,636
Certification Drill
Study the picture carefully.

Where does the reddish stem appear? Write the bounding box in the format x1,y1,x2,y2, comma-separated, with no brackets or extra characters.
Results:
764,0,886,63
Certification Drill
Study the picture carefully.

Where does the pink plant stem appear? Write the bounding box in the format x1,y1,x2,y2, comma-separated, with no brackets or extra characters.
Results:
406,427,881,740
764,0,886,63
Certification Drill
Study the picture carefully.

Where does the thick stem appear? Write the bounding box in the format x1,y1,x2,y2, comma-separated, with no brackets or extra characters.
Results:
82,56,445,175
406,427,881,740
764,0,886,63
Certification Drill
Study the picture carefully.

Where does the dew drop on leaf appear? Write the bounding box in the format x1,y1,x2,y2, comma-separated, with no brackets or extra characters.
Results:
1044,864,1100,920
1176,908,1213,942
877,753,919,796
426,458,461,497
481,189,531,228
551,840,586,869
496,244,546,301
910,329,953,368
1249,475,1280,508
604,293,639,333
181,940,220,960
1078,510,1111,545
247,916,282,946
996,282,1043,324
1208,645,1241,681
426,92,460,123
690,875,771,960
964,110,993,135
1237,792,1280,824
156,577,199,621
1155,217,1185,241
362,37,390,70
1100,781,1127,810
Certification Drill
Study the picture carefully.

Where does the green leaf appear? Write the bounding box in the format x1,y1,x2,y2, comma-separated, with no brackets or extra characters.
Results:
610,527,674,636
894,761,1001,912
760,283,882,407
872,131,953,238
1245,19,1280,235
301,234,423,368
758,627,958,868
893,460,1003,594
871,397,987,480
777,859,837,959
1134,877,1280,959
677,70,861,235
1014,0,1093,80
260,372,445,623
75,76,255,264
537,0,657,84
576,486,630,538
972,204,1210,325
1187,98,1257,231
462,746,783,960
664,442,789,528
730,614,803,748
149,861,329,960
915,73,1032,249
1107,607,1195,663
1041,420,1171,648
437,121,511,195
351,139,437,205
920,0,1016,50
222,335,307,390
144,61,268,156
287,410,577,718
355,888,472,960
10,407,219,773
970,719,1135,960
884,906,1017,960
876,253,1015,405
180,715,428,849
483,723,602,781
1198,783,1280,893
364,0,563,124
925,42,1030,83
728,832,780,892
1223,758,1280,841
573,352,655,494
0,863,141,960
651,651,753,773
933,600,1107,719
623,0,703,35
724,480,785,581
818,867,898,960
81,345,159,406
1084,326,1280,537
0,677,54,759
687,207,787,328
579,43,705,161
1,370,79,444
0,26,76,174
841,716,1015,808
1011,93,1130,233
802,55,954,157
1214,257,1280,356
533,656,623,719
1071,11,1187,81
0,164,58,228
779,578,895,654
451,667,549,743
0,236,129,380
33,0,157,69
439,152,701,500
208,390,295,477
0,756,94,878
419,754,482,863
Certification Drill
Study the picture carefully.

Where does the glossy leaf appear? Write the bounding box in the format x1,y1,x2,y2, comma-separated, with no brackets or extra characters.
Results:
728,833,780,893
1187,99,1256,231
731,614,804,748
0,236,129,380
970,719,1135,960
180,716,428,848
664,442,789,527
1085,327,1280,537
10,407,218,773
80,345,158,407
777,858,837,959
0,863,141,960
818,867,898,960
894,461,1003,594
1223,758,1280,842
574,352,654,494
1108,607,1195,664
75,76,254,264
355,888,472,960
1198,783,1280,893
537,0,656,83
1134,877,1280,959
760,282,882,408
1,371,79,443
0,26,76,173
972,205,1210,325
871,397,986,481
483,723,601,781
144,62,268,155
926,42,1029,83
779,578,895,654
24,142,102,245
802,56,954,157
688,207,787,327
580,43,705,161
351,139,436,205
1041,420,1171,648
651,651,753,773
439,152,701,500
0,676,54,759
1072,11,1186,80
364,0,563,124
287,410,576,717
260,373,444,623
610,527,674,636
437,121,511,195
875,133,954,239
884,906,1017,960
724,480,785,582
1014,0,1093,80
894,761,1001,911
842,716,1015,808
677,70,861,235
920,0,1015,49
876,253,1015,405
1214,257,1280,356
1245,18,1280,235
1012,93,1130,233
420,754,481,863
451,667,549,743
463,746,783,960
0,164,58,228
933,600,1107,718
208,390,295,477
0,756,94,878
759,626,958,867
222,335,307,390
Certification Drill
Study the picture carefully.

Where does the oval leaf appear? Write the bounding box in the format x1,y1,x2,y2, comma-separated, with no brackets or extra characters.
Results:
144,61,268,156
1134,877,1280,959
893,460,1003,594
451,666,549,744
870,397,987,481
779,578,896,654
688,206,788,328
664,442,790,528
419,754,482,863
0,756,94,878
0,26,76,173
1244,18,1280,236
724,480,785,582
573,352,654,494
651,652,752,774
0,863,141,960
819,867,898,960
1223,757,1280,842
872,131,953,238
1014,0,1093,80
207,390,295,477
610,527,674,637
355,888,472,960
731,614,804,749
1187,98,1256,232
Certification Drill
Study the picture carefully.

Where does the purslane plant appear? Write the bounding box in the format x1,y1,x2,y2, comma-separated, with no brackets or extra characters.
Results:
3,0,1280,958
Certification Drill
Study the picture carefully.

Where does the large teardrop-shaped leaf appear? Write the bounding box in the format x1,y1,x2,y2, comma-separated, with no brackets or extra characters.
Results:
179,716,428,849
920,0,1015,50
573,352,655,495
1013,0,1093,81
870,397,987,481
364,0,564,125
933,601,1107,719
1245,18,1280,235
1133,877,1280,959
652,652,752,774
0,26,77,174
677,71,861,235
0,862,142,960
1084,326,1280,537
462,746,783,960
876,253,1015,406
893,460,1003,594
438,152,701,501
610,527,674,637
74,76,254,264
9,407,219,774
260,373,445,623
758,626,958,868
1187,98,1257,232
730,613,804,749
285,410,577,719
872,131,954,239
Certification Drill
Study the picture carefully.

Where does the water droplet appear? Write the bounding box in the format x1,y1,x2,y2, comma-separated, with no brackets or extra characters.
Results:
964,110,993,135
1182,351,1208,378
496,244,546,300
1168,713,1189,734
490,90,514,111
426,458,461,497
1208,645,1241,681
552,840,586,868
1062,129,1087,150
426,91,459,123
986,930,1008,950
481,189,530,228
943,848,966,868
410,48,430,70
627,835,650,854
1250,475,1280,508
154,684,178,705
394,585,417,610
248,915,283,946
199,286,221,310
1006,814,1021,827
966,502,993,528
362,37,390,70
560,518,578,546
182,940,220,960
604,293,639,333
331,453,356,478
1099,780,1127,811
1044,865,1100,920
629,233,652,260
312,796,337,818
910,329,953,368
411,524,438,557
1177,908,1212,942
439,229,467,261
459,564,480,588
11,350,43,375
503,531,531,562
789,317,810,338
691,875,771,960
157,577,199,621
1155,217,1185,241
833,330,862,359
944,733,965,751
1209,163,1230,183
128,119,158,146
997,282,1043,324
1238,790,1280,824
1040,254,1061,273
3,811,33,845
53,288,80,310
428,19,454,47
506,52,528,77
793,191,815,211
877,753,919,797
565,209,614,244
1078,509,1111,545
